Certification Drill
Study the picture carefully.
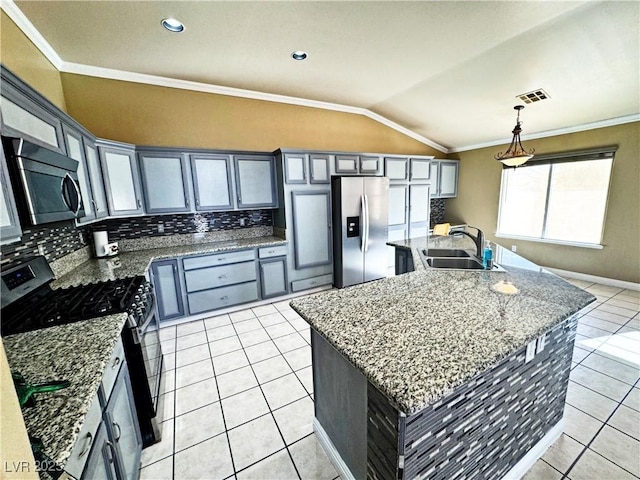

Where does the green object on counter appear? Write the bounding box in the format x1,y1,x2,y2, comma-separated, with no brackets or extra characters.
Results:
12,372,70,408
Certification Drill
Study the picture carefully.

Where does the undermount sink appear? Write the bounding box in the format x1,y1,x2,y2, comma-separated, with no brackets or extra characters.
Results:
426,257,485,269
422,248,470,258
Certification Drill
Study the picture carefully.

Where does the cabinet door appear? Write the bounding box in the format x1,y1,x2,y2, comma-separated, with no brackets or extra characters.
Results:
430,161,440,198
388,184,408,226
360,156,380,174
138,151,190,213
410,158,431,181
84,140,109,220
234,155,278,209
260,257,288,298
190,154,233,211
384,157,408,181
81,423,116,480
63,125,95,223
99,144,144,216
291,191,332,269
387,224,407,269
0,83,65,153
284,154,307,184
335,155,358,174
409,185,430,224
438,161,459,198
309,154,330,184
151,259,185,321
106,367,142,480
0,145,22,243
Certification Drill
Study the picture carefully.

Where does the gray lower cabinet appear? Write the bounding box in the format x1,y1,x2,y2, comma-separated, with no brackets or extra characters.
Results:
234,155,278,209
151,259,185,322
98,142,144,216
81,422,114,480
291,191,332,269
260,257,288,298
138,150,191,213
0,145,22,243
190,154,233,211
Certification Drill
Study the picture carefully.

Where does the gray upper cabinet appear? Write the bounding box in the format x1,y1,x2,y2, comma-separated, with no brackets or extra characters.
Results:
0,144,22,243
138,150,191,213
309,154,330,184
385,157,408,181
98,142,144,217
409,158,432,181
291,190,332,269
335,154,381,175
62,125,95,223
83,139,109,221
234,155,278,209
360,156,380,174
284,153,307,184
335,155,359,174
190,154,233,211
438,160,459,198
0,80,65,153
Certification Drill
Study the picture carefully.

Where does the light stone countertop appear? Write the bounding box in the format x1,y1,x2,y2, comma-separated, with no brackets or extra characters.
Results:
290,235,595,414
3,234,286,472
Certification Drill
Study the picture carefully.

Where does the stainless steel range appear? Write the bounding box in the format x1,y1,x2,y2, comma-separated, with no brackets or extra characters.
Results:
1,256,163,448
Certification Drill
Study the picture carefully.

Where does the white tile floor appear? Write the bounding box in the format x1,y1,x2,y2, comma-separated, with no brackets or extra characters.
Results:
140,280,640,480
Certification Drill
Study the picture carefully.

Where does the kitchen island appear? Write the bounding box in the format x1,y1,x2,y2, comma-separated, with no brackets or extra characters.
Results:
290,236,595,480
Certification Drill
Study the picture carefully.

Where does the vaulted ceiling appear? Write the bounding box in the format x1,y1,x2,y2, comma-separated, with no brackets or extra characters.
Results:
8,0,640,152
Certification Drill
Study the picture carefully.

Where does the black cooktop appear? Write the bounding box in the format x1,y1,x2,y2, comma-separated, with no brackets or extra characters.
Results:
1,277,145,337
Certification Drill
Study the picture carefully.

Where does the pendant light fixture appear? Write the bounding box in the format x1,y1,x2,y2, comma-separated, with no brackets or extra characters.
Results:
495,105,535,167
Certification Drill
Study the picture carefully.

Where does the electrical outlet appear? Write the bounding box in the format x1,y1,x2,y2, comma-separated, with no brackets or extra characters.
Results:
37,244,45,256
525,340,536,363
78,232,84,244
536,334,547,354
239,218,246,227
158,223,164,233
511,245,517,252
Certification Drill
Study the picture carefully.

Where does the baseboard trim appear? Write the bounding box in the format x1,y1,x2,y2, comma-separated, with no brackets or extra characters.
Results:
545,267,640,291
313,418,356,480
501,419,564,480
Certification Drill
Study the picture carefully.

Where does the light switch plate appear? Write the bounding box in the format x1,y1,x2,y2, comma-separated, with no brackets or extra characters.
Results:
525,340,536,362
536,334,547,353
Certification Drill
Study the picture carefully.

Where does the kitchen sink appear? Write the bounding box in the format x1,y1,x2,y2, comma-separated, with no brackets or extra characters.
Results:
426,257,485,269
422,248,470,258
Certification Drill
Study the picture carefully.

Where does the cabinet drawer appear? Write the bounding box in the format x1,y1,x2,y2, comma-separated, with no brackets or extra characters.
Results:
185,261,257,292
65,394,102,479
258,245,287,258
101,337,125,402
187,281,259,314
291,274,333,292
183,249,256,270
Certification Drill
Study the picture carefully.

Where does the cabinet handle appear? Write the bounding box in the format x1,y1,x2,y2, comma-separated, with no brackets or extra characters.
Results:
196,199,200,207
112,421,122,441
137,199,142,208
105,441,114,463
220,295,229,301
92,199,98,212
78,432,93,457
218,274,227,279
111,356,121,369
218,257,225,262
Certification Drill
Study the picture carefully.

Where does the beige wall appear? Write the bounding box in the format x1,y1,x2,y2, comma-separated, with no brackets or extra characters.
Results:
0,11,66,111
60,73,440,156
447,122,640,283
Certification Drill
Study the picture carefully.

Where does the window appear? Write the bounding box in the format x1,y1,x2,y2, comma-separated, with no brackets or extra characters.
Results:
497,148,615,246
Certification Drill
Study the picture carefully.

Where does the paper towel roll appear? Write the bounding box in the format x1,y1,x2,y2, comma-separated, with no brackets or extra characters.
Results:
93,231,109,257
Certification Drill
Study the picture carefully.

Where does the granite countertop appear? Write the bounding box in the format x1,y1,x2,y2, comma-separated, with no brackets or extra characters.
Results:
52,235,287,288
290,235,595,415
2,313,127,469
3,234,286,472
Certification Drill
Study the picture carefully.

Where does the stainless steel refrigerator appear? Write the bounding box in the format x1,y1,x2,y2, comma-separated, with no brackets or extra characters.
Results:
332,176,389,288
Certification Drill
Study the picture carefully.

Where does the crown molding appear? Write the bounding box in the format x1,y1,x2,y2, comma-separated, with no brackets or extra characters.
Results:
449,114,640,153
0,0,62,70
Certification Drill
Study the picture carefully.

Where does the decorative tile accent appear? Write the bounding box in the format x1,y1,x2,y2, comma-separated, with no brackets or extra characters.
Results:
430,199,446,227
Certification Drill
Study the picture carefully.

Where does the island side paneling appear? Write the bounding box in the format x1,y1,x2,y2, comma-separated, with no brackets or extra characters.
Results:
364,315,577,480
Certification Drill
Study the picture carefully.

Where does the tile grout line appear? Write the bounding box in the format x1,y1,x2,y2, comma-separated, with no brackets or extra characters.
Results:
562,378,640,479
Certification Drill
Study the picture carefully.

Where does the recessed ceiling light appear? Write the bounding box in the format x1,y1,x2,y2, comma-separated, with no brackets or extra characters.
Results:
162,18,185,33
291,51,308,61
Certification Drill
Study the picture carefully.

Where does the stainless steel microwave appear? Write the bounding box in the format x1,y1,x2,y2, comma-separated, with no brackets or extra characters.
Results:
2,137,85,225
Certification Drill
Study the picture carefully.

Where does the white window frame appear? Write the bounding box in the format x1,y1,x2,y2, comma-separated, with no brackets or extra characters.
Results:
496,147,616,249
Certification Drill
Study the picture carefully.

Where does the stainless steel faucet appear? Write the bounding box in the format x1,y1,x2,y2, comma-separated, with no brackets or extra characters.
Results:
449,226,485,258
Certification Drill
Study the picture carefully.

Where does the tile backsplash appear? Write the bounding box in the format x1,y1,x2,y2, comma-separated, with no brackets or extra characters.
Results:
0,210,273,271
430,198,446,227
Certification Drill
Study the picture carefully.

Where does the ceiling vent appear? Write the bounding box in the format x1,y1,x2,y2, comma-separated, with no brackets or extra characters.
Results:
517,89,550,104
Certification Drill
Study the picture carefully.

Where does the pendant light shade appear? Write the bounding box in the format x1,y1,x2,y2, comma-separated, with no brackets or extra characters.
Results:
495,105,535,167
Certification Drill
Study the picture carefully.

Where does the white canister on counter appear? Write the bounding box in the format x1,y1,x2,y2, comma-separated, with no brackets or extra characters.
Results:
93,231,109,257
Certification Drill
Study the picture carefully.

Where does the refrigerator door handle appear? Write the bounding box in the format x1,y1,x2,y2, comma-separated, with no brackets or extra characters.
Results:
363,194,370,252
360,194,366,252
